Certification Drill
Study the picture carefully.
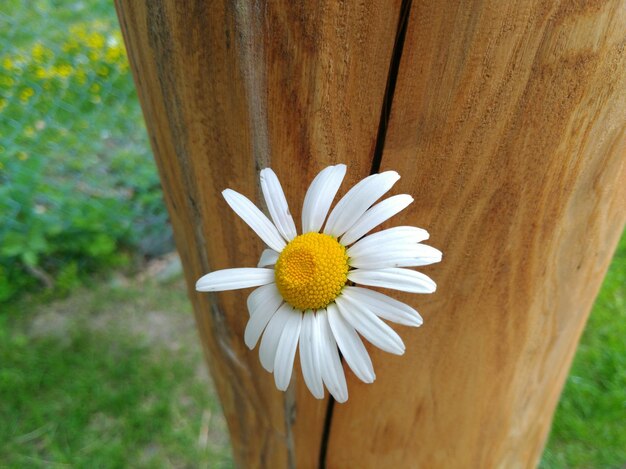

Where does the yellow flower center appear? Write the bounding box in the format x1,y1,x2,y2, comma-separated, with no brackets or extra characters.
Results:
275,232,349,311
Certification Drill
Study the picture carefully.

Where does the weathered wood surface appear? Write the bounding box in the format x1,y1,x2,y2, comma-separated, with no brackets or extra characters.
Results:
117,0,626,467
327,1,626,467
115,1,401,467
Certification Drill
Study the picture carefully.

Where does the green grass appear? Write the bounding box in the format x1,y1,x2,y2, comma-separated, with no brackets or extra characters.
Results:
541,233,626,468
0,273,233,468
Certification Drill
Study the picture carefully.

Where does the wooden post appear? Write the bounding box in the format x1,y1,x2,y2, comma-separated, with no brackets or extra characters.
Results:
116,1,626,467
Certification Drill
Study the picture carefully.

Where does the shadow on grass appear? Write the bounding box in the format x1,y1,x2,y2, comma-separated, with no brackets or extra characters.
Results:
0,274,232,468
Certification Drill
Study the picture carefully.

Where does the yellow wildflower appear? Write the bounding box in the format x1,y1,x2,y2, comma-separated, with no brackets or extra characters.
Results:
75,69,87,84
19,88,35,102
32,43,46,62
86,32,105,49
2,57,13,70
105,46,122,63
54,64,73,78
35,66,49,79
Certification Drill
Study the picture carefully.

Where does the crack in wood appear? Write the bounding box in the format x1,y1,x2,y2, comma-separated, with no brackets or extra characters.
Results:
318,1,414,468
372,0,413,175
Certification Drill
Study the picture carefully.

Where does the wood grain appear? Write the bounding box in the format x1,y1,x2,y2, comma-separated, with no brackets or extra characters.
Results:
115,1,401,467
326,0,626,467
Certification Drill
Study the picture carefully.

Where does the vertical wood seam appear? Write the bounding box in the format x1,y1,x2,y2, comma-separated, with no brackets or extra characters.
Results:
317,395,335,469
319,1,413,467
371,0,413,174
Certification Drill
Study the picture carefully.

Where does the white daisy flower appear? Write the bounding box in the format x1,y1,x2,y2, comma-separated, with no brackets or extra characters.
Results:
196,164,441,403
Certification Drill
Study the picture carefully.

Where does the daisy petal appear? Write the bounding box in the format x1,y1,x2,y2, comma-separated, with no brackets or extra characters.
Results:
347,226,429,258
327,303,375,383
340,194,413,246
259,303,294,372
274,311,303,390
195,268,275,292
342,286,423,327
222,189,286,252
324,171,400,237
302,164,347,234
260,168,297,241
299,311,324,399
247,283,280,317
317,309,348,403
349,243,442,269
348,268,437,294
257,249,279,268
244,283,283,349
335,295,405,355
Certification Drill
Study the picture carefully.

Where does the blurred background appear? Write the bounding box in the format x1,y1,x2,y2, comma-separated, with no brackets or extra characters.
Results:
0,1,623,467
